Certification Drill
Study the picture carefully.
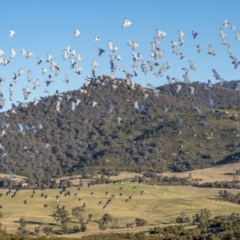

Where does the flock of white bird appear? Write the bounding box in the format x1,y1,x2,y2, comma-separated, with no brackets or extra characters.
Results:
0,18,240,108
0,18,239,158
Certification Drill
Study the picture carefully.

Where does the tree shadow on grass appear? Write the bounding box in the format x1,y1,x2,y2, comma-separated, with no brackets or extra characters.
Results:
13,220,57,226
221,172,235,176
217,152,240,165
154,220,171,224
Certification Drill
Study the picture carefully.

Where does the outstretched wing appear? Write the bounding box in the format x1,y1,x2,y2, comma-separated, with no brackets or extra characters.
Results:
212,69,220,79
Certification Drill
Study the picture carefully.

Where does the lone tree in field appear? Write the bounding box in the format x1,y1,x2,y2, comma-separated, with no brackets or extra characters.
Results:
87,213,93,224
62,223,69,234
0,212,3,233
72,206,85,224
79,179,83,186
99,213,112,230
53,207,70,226
18,217,27,235
43,226,53,236
176,211,191,223
135,218,148,227
34,226,41,236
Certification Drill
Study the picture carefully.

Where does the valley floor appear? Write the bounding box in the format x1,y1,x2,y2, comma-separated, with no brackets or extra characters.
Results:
0,181,240,237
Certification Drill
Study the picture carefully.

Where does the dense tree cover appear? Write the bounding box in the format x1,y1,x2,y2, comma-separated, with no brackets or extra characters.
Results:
219,190,240,204
142,171,240,189
193,180,240,189
158,80,240,109
0,77,239,185
142,172,195,186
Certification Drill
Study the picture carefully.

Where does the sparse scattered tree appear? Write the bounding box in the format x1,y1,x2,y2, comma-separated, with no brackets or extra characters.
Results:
99,213,112,230
111,217,120,229
79,179,83,186
0,212,3,233
34,226,41,236
193,208,211,225
73,225,80,232
72,206,85,224
135,218,148,227
42,226,53,236
53,208,70,225
176,211,190,223
72,206,84,218
87,213,93,224
135,232,146,240
18,217,27,235
80,223,87,232
62,223,68,234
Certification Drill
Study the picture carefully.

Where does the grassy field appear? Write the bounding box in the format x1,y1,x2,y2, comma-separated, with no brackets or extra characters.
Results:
0,173,26,182
1,181,240,237
162,162,240,182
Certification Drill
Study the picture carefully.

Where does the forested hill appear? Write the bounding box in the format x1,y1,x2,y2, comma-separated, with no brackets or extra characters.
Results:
0,76,240,184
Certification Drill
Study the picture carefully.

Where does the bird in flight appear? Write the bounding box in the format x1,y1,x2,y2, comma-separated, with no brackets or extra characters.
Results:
122,18,132,28
98,48,105,56
9,30,15,37
192,31,198,39
74,29,81,38
94,36,100,42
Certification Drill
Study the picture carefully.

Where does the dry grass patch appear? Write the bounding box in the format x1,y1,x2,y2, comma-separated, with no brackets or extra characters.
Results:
162,162,240,183
0,173,27,182
0,183,239,236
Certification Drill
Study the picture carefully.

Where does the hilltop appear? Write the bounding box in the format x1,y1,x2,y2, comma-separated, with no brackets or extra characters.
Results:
0,76,240,185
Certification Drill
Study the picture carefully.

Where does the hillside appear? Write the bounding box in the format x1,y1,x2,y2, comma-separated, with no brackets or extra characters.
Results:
158,81,240,108
0,76,240,185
